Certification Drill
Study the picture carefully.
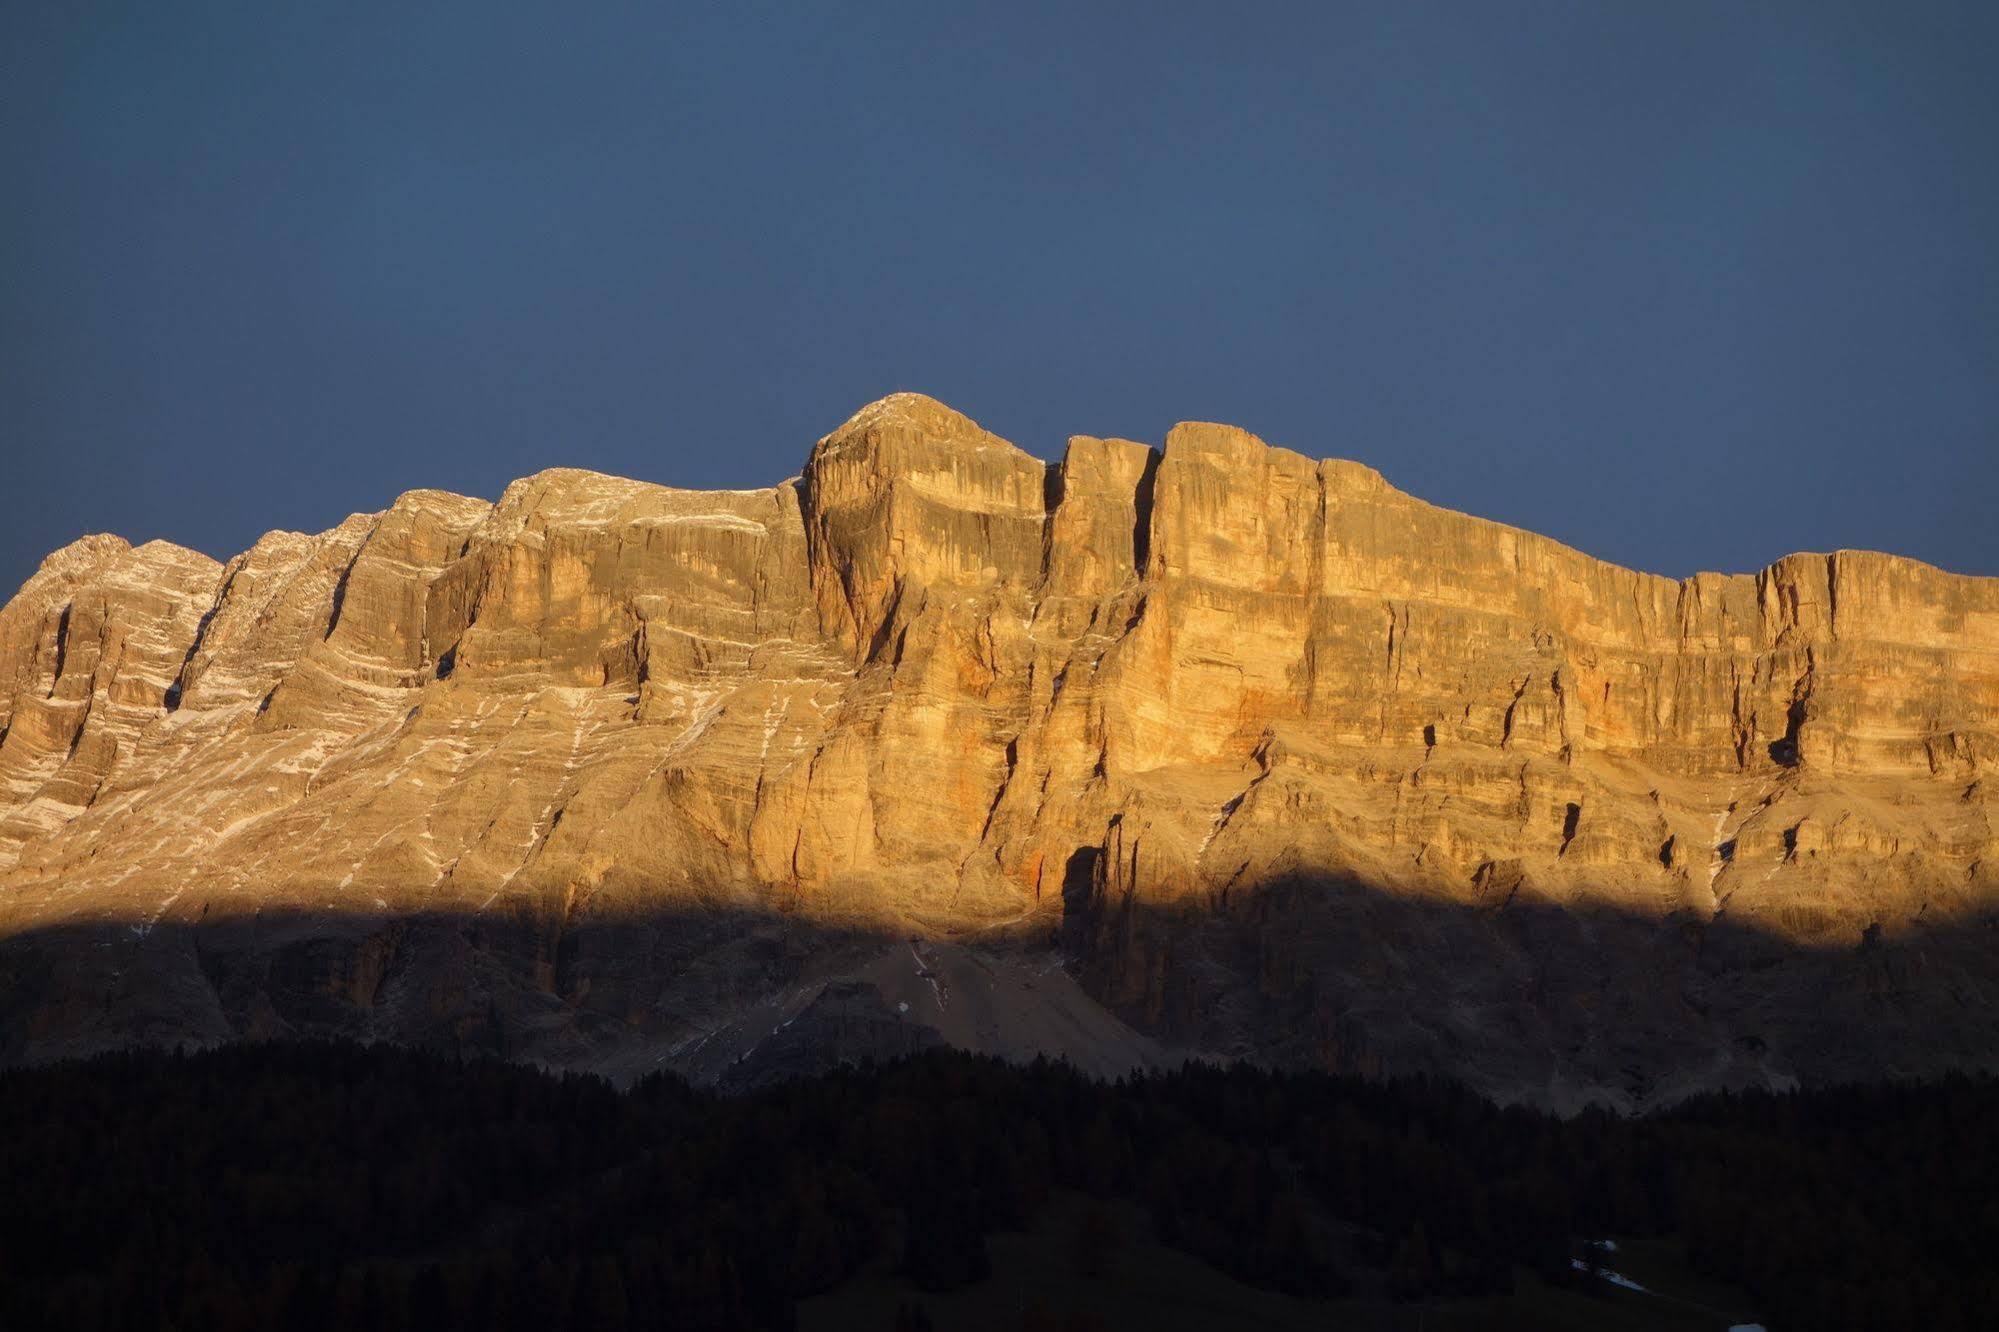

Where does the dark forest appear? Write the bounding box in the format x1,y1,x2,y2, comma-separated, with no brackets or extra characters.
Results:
3,1043,1994,1330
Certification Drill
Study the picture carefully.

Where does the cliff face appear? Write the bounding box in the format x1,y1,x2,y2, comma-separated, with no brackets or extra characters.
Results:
3,394,1995,1105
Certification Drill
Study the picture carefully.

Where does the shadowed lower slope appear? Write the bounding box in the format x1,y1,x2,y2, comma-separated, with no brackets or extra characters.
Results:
5,868,1995,1110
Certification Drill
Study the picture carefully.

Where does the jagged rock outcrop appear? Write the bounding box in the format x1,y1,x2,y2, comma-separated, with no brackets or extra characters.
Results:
2,393,1995,1107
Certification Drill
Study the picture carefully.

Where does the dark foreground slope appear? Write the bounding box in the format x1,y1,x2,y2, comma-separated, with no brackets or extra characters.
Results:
3,1043,1993,1331
10,892,1998,1114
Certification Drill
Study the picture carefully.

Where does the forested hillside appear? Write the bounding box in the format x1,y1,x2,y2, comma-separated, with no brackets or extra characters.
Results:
2,1043,1990,1330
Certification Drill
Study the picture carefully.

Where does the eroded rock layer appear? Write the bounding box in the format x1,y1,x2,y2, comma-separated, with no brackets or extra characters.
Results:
2,394,1995,1106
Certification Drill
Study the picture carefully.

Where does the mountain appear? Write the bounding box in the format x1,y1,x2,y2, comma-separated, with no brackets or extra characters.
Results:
2,392,1994,1107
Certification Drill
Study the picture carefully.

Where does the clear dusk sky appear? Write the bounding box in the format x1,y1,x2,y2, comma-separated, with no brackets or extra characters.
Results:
5,1,1996,594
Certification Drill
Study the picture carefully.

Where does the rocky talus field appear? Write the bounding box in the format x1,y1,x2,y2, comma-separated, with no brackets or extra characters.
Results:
2,394,1994,1107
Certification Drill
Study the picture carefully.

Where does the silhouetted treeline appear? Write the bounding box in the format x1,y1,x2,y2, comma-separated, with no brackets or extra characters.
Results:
1,1041,1993,1330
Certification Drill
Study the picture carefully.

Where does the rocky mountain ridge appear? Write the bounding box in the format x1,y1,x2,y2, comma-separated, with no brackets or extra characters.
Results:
3,393,1995,1106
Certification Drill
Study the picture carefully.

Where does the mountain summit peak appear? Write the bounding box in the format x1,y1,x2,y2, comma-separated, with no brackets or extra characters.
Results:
811,391,1026,465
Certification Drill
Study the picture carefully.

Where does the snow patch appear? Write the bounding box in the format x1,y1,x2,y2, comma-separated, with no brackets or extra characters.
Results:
1570,1257,1648,1293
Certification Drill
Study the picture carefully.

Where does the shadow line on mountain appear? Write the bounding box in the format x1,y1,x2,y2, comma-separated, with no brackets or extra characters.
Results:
2,868,1996,1105
1066,868,1999,1104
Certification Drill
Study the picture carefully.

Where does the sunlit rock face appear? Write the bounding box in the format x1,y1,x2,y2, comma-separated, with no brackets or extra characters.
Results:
2,392,1995,1106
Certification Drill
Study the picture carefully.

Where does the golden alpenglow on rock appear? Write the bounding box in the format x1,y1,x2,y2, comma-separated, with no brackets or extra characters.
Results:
1,393,1994,1107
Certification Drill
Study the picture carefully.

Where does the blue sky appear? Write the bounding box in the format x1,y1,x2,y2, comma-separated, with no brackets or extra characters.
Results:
5,1,1995,590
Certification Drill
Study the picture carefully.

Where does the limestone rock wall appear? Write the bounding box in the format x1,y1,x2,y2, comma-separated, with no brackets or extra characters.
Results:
2,391,1994,1101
